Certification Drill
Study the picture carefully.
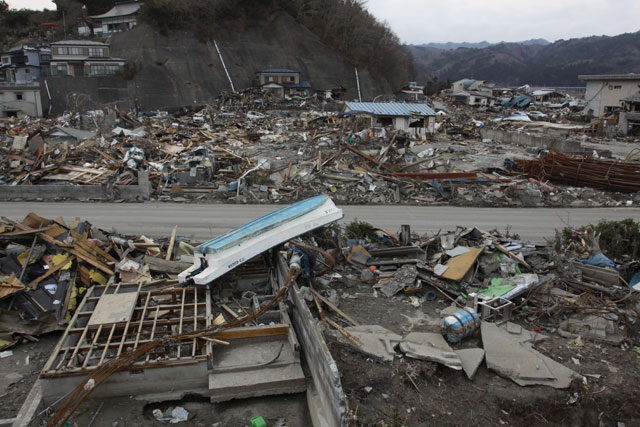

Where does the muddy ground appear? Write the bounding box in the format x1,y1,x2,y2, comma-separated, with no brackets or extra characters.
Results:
2,274,639,426
324,281,640,426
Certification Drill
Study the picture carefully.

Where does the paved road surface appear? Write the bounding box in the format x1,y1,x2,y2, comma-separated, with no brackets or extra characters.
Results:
2,202,639,243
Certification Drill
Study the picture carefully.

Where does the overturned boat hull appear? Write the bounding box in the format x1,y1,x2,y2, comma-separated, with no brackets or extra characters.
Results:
178,195,343,285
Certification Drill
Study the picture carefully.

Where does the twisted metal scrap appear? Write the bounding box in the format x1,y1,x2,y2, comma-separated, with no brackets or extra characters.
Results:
48,267,299,427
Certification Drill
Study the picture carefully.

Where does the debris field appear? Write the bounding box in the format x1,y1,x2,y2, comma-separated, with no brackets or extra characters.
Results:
0,201,639,426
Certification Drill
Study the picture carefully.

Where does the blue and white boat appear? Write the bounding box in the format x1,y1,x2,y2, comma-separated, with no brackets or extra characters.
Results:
178,195,343,285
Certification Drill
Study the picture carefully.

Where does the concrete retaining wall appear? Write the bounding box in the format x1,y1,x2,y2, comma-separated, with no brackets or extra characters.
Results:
44,75,132,116
480,128,582,153
0,171,151,201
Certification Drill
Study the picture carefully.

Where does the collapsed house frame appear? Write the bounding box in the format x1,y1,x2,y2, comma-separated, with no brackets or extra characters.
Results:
40,252,347,426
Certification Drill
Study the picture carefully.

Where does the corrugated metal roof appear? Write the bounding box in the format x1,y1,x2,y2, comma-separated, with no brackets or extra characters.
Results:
579,73,640,81
344,102,436,117
90,1,141,19
258,68,299,74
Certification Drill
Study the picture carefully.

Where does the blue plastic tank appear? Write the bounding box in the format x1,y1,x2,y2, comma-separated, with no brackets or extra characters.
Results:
441,307,480,343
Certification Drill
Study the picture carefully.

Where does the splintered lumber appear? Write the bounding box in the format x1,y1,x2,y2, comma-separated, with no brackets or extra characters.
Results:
68,248,113,276
310,288,358,326
341,144,392,172
2,217,115,276
68,229,118,264
0,226,51,237
325,317,361,347
0,274,25,299
213,325,290,340
29,255,76,288
166,225,178,261
495,243,531,269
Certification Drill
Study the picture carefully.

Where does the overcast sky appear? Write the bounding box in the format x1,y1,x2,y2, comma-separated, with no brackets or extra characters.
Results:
365,0,640,44
7,0,640,45
7,0,56,10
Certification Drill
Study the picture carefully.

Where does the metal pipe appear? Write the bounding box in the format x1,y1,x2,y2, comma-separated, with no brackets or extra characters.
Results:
214,40,235,92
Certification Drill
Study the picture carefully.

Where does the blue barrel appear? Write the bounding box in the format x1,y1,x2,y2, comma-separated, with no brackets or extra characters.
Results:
441,307,480,343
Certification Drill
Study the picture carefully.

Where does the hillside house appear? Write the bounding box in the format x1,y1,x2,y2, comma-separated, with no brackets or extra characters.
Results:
50,40,125,77
78,1,142,36
579,74,640,117
1,46,51,84
256,68,313,98
343,102,437,140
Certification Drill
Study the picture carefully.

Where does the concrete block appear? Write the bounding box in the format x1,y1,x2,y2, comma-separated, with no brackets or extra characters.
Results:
344,325,402,362
455,348,485,380
399,332,462,370
480,128,582,154
481,322,576,389
209,335,306,402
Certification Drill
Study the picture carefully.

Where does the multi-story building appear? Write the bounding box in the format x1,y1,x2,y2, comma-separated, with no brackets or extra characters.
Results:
49,40,125,77
0,46,51,84
0,46,50,117
579,74,640,117
255,68,313,98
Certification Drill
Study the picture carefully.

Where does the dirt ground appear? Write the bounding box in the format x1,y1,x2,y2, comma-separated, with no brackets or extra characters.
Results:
51,393,311,427
324,281,640,426
0,332,59,420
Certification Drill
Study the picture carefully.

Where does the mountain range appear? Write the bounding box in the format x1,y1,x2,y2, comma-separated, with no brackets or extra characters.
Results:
419,39,549,50
409,31,640,87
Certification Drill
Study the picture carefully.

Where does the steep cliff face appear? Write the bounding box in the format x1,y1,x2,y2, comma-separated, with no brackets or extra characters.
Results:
108,14,389,110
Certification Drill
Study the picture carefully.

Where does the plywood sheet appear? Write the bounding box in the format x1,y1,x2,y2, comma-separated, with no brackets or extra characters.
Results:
440,247,483,282
88,292,139,325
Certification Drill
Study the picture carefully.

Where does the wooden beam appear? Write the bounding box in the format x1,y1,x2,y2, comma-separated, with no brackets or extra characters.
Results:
213,325,289,340
166,225,178,261
0,226,51,237
28,255,75,288
310,288,358,326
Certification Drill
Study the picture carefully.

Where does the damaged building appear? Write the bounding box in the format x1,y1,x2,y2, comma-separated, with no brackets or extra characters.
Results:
343,101,436,139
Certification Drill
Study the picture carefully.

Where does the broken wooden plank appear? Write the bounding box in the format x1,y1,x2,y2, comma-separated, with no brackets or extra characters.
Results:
88,292,139,326
440,247,484,282
495,243,531,270
310,288,357,326
166,225,178,261
28,255,75,288
213,325,289,340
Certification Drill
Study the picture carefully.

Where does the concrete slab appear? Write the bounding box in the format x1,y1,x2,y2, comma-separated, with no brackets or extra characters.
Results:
503,322,548,344
455,348,485,380
481,322,576,389
559,314,623,345
344,325,402,362
208,335,306,402
399,332,462,370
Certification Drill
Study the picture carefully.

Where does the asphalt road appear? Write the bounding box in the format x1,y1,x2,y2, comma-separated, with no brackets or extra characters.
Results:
2,202,639,243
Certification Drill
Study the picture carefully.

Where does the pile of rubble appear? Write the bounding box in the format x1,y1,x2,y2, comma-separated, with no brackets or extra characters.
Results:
2,93,640,207
0,200,639,425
